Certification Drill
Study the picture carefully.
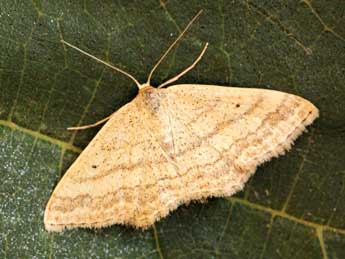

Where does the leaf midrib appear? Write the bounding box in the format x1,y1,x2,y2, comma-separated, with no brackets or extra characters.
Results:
1,118,344,236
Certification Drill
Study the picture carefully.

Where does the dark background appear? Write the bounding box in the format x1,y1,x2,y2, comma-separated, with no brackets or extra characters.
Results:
0,0,344,258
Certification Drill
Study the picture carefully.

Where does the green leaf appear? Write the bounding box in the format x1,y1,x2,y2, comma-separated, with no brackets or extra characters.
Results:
1,1,344,258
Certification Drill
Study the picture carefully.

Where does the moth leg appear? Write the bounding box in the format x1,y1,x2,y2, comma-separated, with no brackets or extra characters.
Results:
67,113,114,131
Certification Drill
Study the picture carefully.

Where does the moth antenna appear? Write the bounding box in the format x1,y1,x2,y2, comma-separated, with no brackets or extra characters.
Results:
67,113,114,131
61,40,141,89
158,42,208,88
146,10,203,85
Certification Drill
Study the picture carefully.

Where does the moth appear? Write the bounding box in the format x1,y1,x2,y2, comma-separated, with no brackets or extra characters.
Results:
44,10,318,231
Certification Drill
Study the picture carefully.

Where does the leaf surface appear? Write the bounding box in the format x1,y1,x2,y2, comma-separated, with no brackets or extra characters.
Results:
1,1,344,258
